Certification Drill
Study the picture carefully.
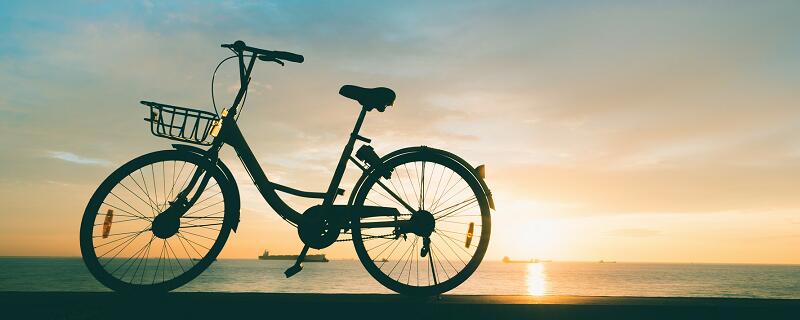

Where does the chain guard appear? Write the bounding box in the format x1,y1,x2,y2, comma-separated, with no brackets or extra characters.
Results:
297,205,343,249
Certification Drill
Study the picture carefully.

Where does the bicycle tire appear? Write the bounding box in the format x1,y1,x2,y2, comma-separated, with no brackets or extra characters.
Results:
79,150,235,292
351,148,491,296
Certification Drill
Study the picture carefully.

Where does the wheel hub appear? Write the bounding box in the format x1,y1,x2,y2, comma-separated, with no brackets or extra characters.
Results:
152,213,180,239
152,199,189,239
410,210,435,237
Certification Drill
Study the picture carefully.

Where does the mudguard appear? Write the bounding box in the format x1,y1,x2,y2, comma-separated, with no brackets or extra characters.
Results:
349,146,495,210
172,144,241,232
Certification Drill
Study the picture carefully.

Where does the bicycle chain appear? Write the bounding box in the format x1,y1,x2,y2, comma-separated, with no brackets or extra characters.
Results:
335,213,412,243
334,232,396,243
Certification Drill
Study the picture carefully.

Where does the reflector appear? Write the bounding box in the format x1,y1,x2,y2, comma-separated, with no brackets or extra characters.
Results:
101,209,114,239
465,221,474,248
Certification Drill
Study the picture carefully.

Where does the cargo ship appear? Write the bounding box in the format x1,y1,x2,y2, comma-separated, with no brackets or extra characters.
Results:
258,250,329,262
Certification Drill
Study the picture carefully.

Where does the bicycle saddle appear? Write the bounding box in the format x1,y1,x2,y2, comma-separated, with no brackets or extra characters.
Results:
339,85,396,112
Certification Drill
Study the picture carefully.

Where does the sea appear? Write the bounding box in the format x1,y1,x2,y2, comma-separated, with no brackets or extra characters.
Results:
0,257,798,298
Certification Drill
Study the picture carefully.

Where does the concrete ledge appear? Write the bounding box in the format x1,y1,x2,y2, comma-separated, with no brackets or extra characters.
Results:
1,292,798,319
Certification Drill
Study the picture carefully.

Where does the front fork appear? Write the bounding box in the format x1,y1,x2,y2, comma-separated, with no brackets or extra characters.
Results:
160,163,214,219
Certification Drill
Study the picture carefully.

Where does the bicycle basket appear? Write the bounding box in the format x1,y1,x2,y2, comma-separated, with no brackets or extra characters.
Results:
140,101,219,146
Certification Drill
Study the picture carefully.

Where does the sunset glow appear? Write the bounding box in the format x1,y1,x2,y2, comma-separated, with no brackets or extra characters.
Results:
1,1,799,265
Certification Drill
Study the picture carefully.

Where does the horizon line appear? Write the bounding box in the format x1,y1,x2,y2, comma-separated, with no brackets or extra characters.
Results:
1,255,798,266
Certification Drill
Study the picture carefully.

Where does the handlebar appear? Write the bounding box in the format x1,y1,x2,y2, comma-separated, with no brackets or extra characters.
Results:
222,40,304,63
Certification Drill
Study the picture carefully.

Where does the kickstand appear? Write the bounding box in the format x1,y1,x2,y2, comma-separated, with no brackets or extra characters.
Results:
284,245,309,278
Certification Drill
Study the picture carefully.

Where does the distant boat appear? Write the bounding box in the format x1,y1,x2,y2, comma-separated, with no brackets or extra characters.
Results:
598,260,617,263
502,256,549,264
258,250,329,262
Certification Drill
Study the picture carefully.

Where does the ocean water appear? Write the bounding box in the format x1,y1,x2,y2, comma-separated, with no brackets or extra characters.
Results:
0,257,798,298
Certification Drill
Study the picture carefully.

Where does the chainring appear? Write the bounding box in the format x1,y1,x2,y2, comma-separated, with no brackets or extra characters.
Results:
297,205,343,249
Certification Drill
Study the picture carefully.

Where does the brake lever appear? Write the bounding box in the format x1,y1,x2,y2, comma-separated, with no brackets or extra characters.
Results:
258,55,284,66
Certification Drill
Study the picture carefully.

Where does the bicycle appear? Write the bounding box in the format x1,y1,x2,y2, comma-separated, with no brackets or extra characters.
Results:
79,40,495,296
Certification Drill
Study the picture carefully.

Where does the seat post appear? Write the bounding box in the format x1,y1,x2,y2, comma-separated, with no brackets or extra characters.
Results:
323,107,369,205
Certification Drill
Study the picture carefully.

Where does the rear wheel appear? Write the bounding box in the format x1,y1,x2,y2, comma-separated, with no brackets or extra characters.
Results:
79,150,234,292
351,149,491,296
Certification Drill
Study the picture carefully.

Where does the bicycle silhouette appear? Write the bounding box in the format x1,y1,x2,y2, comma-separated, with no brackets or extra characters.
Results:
79,41,495,296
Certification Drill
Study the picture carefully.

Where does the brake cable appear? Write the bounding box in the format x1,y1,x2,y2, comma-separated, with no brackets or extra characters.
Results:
210,54,255,117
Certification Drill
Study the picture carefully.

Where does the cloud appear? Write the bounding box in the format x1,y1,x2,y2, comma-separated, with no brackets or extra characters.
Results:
47,151,111,166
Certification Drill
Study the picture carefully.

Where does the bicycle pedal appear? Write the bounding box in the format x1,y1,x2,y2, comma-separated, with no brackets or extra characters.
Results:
284,264,303,278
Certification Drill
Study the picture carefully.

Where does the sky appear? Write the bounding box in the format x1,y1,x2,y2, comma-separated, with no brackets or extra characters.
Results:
1,0,799,264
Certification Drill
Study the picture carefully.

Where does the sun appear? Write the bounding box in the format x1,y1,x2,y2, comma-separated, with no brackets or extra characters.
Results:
520,219,560,258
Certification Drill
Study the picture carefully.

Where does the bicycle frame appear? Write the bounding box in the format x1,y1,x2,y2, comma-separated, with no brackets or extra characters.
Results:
174,52,413,227
213,104,369,225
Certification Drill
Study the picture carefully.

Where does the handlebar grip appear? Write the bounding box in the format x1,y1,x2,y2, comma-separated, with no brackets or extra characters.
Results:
221,40,245,51
221,40,303,63
271,51,304,63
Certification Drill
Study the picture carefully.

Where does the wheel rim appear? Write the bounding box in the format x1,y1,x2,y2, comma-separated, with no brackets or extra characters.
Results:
353,152,490,294
81,151,229,290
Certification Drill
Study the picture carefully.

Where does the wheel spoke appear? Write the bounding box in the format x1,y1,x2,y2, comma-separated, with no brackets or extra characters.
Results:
168,161,188,201
374,179,416,213
435,197,478,221
430,242,453,280
180,222,223,231
161,161,167,209
178,232,211,251
377,237,404,269
111,236,152,277
165,238,186,273
431,184,471,213
429,247,438,285
151,165,162,212
101,202,151,222
184,199,224,216
420,161,426,210
137,169,158,215
434,231,472,265
367,237,396,253
403,164,420,210
128,235,155,283
93,216,150,227
388,237,416,278
99,227,150,267
126,171,159,214
95,227,151,239
179,229,218,241
429,170,456,210
177,233,205,257
108,192,151,221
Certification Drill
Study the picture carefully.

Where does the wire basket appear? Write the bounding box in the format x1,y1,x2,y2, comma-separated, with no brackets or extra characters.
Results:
140,101,220,145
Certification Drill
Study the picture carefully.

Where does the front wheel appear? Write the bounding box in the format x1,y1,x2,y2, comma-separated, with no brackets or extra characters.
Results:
79,150,235,292
351,148,491,296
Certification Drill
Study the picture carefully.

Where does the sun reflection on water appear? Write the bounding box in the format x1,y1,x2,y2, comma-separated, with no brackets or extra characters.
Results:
526,263,546,296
